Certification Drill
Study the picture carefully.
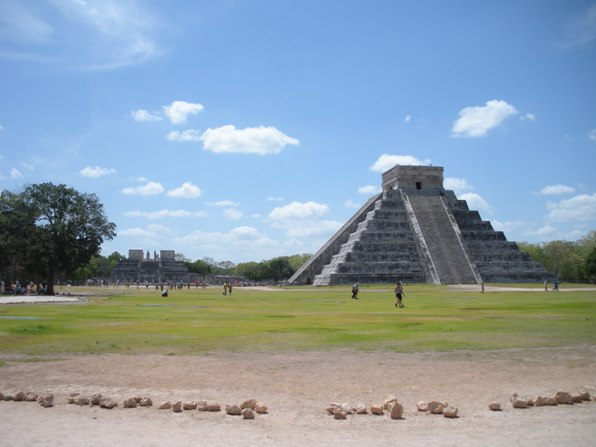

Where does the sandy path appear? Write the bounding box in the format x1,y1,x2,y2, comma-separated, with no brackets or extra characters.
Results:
1,347,595,446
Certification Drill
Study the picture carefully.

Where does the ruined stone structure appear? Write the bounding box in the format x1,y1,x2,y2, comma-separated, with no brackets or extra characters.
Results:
111,249,189,284
289,165,546,285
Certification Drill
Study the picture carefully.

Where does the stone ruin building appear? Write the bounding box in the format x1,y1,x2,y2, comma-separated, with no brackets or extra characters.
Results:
110,249,189,284
289,165,546,286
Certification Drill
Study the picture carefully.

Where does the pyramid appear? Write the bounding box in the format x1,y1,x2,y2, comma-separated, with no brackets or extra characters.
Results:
289,165,546,285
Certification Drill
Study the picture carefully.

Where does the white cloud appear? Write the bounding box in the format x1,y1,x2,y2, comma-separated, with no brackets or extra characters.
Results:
163,101,204,124
459,192,491,213
80,165,117,178
404,115,412,123
539,184,575,195
369,154,431,172
267,196,284,202
166,129,202,142
10,168,22,179
131,109,162,122
223,208,243,220
559,3,596,48
492,219,526,233
451,100,518,138
444,177,474,194
268,201,329,221
358,184,381,195
177,226,280,262
520,113,536,121
26,0,160,70
267,201,341,239
124,209,208,220
200,125,300,155
546,193,596,222
207,200,240,207
533,225,558,238
118,224,171,238
166,182,201,198
588,129,596,141
121,181,164,196
0,2,53,43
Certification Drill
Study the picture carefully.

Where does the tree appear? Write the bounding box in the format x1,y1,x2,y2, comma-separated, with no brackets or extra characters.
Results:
0,190,38,281
185,259,212,276
19,183,116,294
586,246,596,283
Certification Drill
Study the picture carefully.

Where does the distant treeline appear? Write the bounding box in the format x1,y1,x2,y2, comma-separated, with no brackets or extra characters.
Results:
518,230,596,283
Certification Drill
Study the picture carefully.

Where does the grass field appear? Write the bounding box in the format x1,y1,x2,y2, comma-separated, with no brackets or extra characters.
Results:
0,284,595,356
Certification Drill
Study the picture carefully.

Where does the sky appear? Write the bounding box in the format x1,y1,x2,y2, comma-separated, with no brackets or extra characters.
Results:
1,0,595,264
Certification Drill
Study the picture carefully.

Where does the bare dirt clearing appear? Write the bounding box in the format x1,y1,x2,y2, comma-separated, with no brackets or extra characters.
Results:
1,347,595,446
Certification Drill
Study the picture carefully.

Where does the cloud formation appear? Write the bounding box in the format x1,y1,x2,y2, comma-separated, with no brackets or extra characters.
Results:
200,125,299,155
539,184,575,195
357,185,381,195
0,0,159,69
131,109,162,122
451,100,518,138
546,193,596,222
166,182,201,198
459,192,491,214
166,129,202,142
163,101,204,124
559,3,596,48
121,181,164,196
124,209,208,220
80,166,117,178
444,177,474,194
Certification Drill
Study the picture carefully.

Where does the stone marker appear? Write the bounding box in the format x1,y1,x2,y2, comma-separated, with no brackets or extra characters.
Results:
488,402,502,411
443,406,458,418
390,402,404,420
158,401,172,410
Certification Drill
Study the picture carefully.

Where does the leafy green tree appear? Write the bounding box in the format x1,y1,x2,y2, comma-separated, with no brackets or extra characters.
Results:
287,253,312,272
185,259,212,276
0,190,37,282
267,257,294,281
20,183,116,294
585,246,596,283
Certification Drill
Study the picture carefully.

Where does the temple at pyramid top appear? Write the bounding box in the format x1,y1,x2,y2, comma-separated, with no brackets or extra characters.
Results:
289,165,546,285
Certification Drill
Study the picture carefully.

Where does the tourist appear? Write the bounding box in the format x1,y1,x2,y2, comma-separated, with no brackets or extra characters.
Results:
351,282,359,300
394,281,405,308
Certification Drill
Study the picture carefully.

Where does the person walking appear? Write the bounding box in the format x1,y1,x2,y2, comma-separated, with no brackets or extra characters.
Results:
394,281,405,308
351,282,359,300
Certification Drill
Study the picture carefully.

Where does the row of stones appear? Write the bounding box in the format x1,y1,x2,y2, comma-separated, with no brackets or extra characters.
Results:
327,389,594,421
502,390,592,410
326,395,459,421
1,391,267,420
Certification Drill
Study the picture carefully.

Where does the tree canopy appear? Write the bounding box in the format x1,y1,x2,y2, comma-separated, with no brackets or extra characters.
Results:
0,183,116,294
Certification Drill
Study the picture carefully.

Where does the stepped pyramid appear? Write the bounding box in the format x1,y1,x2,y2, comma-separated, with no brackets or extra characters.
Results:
289,165,546,285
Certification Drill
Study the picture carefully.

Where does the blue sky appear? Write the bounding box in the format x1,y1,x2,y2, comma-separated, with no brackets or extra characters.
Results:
1,0,595,264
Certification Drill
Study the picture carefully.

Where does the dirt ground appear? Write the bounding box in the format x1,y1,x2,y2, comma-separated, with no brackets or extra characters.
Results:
1,347,595,447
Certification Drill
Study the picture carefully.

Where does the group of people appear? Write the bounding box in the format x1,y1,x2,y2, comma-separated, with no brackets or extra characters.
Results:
222,281,234,295
0,280,47,295
350,281,405,308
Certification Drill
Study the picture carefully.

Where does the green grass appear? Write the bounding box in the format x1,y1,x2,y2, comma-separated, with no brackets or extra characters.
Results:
0,284,594,355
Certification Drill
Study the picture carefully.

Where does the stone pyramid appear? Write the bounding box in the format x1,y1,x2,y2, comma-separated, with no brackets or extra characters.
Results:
289,165,546,285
